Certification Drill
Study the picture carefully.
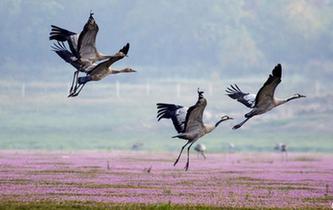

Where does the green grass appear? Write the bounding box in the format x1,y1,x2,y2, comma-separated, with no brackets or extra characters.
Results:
0,200,325,210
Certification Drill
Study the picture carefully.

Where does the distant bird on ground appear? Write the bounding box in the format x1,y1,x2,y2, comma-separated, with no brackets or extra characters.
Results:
194,143,207,159
50,12,114,94
131,142,144,151
226,64,306,129
143,166,152,173
227,142,236,153
274,143,288,161
157,89,233,171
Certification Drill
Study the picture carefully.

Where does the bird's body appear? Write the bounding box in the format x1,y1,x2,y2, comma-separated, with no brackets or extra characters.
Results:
157,90,232,171
226,64,305,129
67,43,135,97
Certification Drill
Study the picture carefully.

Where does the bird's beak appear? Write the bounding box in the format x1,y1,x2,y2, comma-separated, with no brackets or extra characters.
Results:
300,94,306,98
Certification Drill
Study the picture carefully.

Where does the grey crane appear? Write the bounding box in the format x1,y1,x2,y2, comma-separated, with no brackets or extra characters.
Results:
157,89,233,171
226,64,306,129
67,43,135,97
194,143,207,159
50,12,115,94
274,143,288,161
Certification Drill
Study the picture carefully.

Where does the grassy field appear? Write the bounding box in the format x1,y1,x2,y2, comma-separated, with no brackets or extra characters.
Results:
0,151,332,209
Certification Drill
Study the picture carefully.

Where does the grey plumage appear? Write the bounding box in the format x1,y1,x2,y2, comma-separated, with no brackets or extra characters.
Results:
157,89,233,171
228,64,306,129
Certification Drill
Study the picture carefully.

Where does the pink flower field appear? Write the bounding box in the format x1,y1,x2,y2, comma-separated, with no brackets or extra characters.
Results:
0,151,332,209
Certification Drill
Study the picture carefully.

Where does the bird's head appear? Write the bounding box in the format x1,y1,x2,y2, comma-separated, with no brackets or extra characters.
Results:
221,115,233,122
294,93,306,98
123,67,136,73
214,115,233,128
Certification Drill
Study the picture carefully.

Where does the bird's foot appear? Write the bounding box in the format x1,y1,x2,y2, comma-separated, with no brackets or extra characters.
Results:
232,124,241,130
173,159,179,167
184,162,189,171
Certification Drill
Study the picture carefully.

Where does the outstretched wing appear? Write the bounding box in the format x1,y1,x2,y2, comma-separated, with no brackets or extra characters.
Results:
49,25,79,58
255,64,282,107
51,42,81,70
226,84,256,108
77,13,99,61
183,91,207,133
157,103,187,133
88,43,130,74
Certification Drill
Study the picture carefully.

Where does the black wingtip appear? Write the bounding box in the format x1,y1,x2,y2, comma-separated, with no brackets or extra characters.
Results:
120,43,130,55
197,88,204,98
272,63,282,78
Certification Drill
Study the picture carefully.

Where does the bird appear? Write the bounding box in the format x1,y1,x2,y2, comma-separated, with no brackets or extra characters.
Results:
274,143,288,161
227,142,235,153
157,89,233,171
50,12,116,94
225,64,306,129
53,42,135,97
194,143,207,159
70,43,135,97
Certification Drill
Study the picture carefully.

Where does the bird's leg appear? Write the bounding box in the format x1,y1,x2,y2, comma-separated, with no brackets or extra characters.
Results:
233,116,253,129
70,83,86,97
185,142,195,171
174,141,190,167
201,152,206,160
69,71,79,94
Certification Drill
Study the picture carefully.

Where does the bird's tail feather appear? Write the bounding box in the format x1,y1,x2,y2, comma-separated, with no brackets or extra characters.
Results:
172,134,187,139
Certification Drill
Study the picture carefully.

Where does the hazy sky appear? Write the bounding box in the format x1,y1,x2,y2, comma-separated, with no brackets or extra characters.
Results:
0,0,332,80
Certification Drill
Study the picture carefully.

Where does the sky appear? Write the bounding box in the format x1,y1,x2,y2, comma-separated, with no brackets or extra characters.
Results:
0,0,332,80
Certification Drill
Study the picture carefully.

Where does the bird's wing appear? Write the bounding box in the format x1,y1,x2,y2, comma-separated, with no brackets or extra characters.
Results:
77,13,99,61
183,91,207,133
87,43,130,74
254,64,282,107
51,42,82,70
49,25,79,58
156,103,187,133
226,84,256,108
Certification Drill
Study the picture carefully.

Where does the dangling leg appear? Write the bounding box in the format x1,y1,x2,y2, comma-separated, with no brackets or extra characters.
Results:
70,83,86,97
185,141,195,171
69,71,79,94
174,141,190,166
233,116,253,130
201,152,206,160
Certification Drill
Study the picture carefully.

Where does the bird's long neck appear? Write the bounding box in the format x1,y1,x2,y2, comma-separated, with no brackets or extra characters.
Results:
214,119,225,128
274,95,300,107
111,68,131,74
204,118,226,134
